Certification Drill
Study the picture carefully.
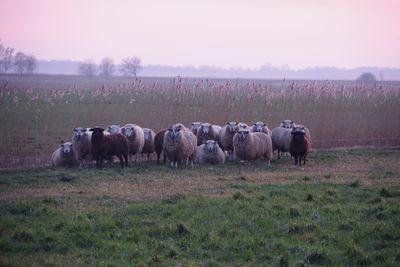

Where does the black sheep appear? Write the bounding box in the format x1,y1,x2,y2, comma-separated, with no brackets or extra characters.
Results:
90,127,129,168
289,127,311,166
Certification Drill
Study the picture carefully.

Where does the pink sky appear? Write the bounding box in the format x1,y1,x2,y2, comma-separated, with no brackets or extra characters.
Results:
1,0,399,69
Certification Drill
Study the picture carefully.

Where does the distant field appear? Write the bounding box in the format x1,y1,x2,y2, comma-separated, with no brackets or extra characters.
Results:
0,73,399,168
0,148,399,266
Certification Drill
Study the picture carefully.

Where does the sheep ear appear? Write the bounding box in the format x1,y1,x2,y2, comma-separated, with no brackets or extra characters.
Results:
282,120,285,123
89,128,94,131
263,123,266,126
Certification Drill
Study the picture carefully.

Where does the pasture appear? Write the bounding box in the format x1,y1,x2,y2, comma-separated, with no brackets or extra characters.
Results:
0,148,400,266
0,74,399,266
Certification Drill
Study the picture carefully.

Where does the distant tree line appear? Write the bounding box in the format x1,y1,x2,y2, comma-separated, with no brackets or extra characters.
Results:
0,40,37,74
77,56,142,78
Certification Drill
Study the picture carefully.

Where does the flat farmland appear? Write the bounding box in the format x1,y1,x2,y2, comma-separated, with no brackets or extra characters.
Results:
0,74,399,266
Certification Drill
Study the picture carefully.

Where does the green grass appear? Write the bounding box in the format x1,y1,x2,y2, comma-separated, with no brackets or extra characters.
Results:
0,148,400,266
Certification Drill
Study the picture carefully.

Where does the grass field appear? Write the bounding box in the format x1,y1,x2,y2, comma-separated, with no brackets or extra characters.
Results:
1,148,399,266
0,74,400,168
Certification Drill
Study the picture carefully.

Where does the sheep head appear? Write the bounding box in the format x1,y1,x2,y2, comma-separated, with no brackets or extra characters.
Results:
200,123,211,134
205,140,217,152
143,129,150,141
227,122,238,133
121,126,135,138
167,123,184,139
191,122,201,133
61,142,73,154
291,127,306,142
73,127,87,141
254,121,266,132
280,120,295,129
89,127,105,138
237,129,250,142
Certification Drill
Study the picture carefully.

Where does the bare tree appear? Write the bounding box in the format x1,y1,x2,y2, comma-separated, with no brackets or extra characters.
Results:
26,54,37,74
98,57,115,77
14,52,27,74
120,57,142,78
77,60,98,78
0,46,15,73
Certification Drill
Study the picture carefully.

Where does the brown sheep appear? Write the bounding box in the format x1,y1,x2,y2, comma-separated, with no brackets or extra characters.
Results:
90,127,129,168
155,129,167,164
289,126,311,166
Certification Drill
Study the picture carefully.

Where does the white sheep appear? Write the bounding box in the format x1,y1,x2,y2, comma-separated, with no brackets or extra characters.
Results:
271,127,292,159
233,129,272,165
196,140,225,165
141,128,156,161
121,123,145,162
51,142,78,167
163,123,197,168
72,127,92,168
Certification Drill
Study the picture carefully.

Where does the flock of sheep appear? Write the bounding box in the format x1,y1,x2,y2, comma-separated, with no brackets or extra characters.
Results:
51,120,311,169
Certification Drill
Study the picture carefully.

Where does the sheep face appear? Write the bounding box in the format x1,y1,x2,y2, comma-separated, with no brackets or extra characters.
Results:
61,142,73,154
191,122,201,133
200,123,211,134
121,126,135,137
167,124,183,139
89,127,105,138
205,140,217,152
73,127,87,141
227,122,238,133
291,127,306,142
254,122,266,132
237,129,250,142
143,130,150,141
281,120,295,129
107,125,120,134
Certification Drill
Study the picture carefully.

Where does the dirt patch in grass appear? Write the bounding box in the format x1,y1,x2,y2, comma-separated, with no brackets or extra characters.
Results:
1,149,399,203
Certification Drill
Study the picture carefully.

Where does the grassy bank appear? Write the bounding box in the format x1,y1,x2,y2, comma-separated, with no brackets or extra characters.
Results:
0,148,399,266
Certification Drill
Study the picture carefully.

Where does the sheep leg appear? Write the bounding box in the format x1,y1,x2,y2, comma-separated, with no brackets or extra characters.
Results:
170,161,174,168
294,156,298,165
303,156,306,165
267,160,271,167
278,150,281,159
118,155,124,168
163,152,166,164
123,153,129,167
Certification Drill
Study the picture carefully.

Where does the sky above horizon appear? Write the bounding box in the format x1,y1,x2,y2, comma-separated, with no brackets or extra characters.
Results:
1,0,399,69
